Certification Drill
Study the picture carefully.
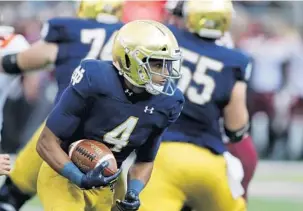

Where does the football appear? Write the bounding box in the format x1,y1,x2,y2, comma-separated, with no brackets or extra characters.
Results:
68,139,118,176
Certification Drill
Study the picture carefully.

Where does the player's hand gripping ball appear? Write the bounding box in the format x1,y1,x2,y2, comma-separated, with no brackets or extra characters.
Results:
69,139,121,189
69,139,118,176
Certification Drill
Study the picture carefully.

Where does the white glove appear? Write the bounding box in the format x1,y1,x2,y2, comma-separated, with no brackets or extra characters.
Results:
223,152,245,199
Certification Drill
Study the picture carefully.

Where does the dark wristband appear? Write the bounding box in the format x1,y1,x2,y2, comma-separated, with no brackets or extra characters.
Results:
2,54,22,74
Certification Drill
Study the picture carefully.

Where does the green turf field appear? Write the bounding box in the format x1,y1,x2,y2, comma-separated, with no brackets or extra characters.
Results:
249,197,303,211
21,196,303,211
18,161,303,211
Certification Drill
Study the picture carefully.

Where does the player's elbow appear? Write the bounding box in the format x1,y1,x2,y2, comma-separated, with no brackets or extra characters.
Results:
36,127,55,160
224,106,249,130
36,130,48,159
224,82,249,130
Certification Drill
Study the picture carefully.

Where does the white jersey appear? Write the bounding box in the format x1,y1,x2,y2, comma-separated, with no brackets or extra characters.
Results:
239,35,291,93
282,33,303,97
0,30,30,137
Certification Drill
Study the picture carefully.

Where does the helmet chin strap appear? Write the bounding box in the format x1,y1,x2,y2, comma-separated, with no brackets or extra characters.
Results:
145,83,163,95
123,73,163,96
124,79,164,96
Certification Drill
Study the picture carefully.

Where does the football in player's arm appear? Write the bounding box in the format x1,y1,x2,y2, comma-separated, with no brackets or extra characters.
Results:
0,1,125,210
37,63,182,210
36,80,123,190
36,20,184,211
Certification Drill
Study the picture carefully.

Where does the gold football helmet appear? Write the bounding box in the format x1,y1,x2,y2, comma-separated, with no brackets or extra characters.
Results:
77,0,124,21
183,0,233,39
112,20,182,96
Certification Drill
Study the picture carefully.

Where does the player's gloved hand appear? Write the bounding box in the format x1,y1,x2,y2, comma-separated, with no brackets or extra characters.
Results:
80,161,121,190
116,190,141,211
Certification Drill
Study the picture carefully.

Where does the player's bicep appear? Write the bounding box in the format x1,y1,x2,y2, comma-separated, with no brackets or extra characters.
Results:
223,81,249,130
46,86,86,140
17,40,58,71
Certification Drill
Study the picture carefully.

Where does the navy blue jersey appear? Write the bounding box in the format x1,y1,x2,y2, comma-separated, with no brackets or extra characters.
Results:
41,17,123,103
163,25,252,154
46,60,184,166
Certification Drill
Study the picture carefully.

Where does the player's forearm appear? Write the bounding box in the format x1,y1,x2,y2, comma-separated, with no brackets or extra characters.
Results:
37,126,85,186
16,47,53,71
0,41,57,74
224,82,249,130
0,53,46,74
36,126,70,172
223,105,249,143
127,161,154,194
224,108,249,130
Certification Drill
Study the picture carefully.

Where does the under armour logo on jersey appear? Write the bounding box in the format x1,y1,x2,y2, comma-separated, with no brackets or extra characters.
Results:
124,89,133,96
71,66,85,86
144,106,154,114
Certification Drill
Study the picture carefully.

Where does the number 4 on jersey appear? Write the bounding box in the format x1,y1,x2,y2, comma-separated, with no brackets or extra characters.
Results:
104,116,139,152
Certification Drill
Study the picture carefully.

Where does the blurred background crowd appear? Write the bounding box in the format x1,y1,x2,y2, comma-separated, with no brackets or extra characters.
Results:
1,0,303,162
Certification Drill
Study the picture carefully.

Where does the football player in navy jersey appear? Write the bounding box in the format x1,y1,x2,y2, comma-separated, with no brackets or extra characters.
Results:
139,1,251,211
36,20,184,211
165,0,258,207
0,1,125,210
165,0,257,209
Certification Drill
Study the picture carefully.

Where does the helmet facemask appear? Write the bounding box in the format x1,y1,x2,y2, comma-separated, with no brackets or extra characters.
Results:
121,47,182,96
